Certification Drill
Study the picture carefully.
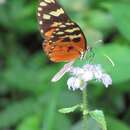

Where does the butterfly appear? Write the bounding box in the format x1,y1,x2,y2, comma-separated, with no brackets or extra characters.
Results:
37,0,87,62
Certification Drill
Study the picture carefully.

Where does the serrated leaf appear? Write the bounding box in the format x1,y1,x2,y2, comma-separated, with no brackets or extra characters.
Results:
89,110,107,130
59,104,81,114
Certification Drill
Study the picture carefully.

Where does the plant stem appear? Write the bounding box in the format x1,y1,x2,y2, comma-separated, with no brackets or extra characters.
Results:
82,87,88,130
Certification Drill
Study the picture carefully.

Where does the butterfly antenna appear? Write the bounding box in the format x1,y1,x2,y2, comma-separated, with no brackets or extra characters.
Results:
104,54,115,67
94,39,103,45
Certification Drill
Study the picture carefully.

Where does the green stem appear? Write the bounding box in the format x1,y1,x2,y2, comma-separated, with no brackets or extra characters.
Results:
82,87,88,130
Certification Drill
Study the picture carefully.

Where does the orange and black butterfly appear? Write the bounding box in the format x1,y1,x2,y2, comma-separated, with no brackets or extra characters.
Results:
37,0,87,62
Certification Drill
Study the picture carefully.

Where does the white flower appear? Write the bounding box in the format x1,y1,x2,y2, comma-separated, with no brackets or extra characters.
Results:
101,74,112,88
67,64,112,91
83,64,95,71
82,71,93,81
93,65,104,80
67,77,87,91
69,67,84,76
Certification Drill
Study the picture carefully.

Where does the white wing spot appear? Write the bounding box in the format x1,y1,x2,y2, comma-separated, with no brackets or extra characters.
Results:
60,25,66,28
43,14,51,20
51,35,54,38
41,29,44,33
38,7,42,11
56,32,64,35
49,8,64,17
65,27,80,33
56,28,59,31
39,21,43,25
40,2,47,6
66,22,74,25
51,22,62,27
37,13,41,16
44,0,55,3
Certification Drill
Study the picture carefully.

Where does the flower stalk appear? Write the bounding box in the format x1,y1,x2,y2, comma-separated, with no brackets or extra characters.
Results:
53,62,112,130
82,87,88,130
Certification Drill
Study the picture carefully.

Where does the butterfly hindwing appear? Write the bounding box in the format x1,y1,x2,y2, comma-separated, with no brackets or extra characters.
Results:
43,22,87,62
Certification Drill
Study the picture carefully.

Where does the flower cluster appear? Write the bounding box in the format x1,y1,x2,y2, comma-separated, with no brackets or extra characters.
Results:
67,64,112,91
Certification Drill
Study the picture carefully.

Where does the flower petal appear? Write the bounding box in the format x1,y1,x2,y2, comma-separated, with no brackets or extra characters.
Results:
70,67,84,76
81,71,93,81
67,77,81,91
101,74,112,88
67,77,87,91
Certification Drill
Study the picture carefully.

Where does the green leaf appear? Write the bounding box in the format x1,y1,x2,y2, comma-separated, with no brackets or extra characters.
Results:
0,94,53,129
89,110,107,130
2,52,64,94
58,91,81,107
53,114,71,130
0,98,39,129
110,3,130,41
71,118,101,130
59,104,81,114
88,10,114,32
16,115,41,130
0,0,37,33
71,116,130,130
106,116,130,130
93,44,130,84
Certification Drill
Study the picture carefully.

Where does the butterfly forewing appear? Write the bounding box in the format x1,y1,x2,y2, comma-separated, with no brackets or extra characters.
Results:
37,0,87,62
37,0,69,37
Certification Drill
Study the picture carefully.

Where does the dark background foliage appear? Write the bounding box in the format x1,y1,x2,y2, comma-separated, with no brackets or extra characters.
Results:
0,0,130,130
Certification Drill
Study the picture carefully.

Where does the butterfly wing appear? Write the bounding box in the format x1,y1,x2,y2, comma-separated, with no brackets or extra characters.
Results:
37,0,87,62
37,0,69,37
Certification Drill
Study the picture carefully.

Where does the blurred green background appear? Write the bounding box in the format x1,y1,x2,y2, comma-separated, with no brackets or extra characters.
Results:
0,0,130,130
